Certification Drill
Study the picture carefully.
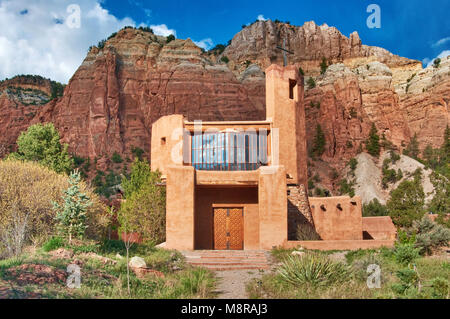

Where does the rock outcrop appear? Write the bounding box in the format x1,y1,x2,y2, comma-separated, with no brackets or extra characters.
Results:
31,28,265,170
0,22,448,186
223,20,422,85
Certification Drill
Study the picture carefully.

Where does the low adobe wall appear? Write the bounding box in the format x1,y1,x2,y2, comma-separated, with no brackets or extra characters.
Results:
362,217,397,240
283,240,395,251
309,196,363,240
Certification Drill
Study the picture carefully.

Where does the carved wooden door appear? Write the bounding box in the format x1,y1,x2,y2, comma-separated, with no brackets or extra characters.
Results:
213,208,244,250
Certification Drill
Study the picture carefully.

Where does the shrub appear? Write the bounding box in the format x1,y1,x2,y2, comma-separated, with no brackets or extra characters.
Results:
111,152,123,164
431,277,449,298
433,58,441,68
9,123,73,174
389,151,401,164
412,215,450,255
393,243,420,265
306,77,316,89
0,209,29,258
348,158,358,171
42,236,65,252
0,160,108,245
320,57,328,75
220,56,229,64
277,253,352,287
339,179,355,197
391,268,419,295
131,146,145,160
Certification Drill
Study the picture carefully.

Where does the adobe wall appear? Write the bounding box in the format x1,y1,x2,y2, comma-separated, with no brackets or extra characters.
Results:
309,196,363,240
362,217,397,240
259,166,288,249
151,115,185,177
266,65,307,186
194,187,259,250
165,166,195,250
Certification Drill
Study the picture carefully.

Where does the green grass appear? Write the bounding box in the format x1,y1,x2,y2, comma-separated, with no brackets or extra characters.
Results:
0,239,216,299
248,247,449,299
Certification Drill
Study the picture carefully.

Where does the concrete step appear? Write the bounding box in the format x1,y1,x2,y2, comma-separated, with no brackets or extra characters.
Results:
182,250,271,271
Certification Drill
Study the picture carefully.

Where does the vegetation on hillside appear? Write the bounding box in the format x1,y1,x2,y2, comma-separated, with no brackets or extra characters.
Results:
0,160,108,259
8,123,73,174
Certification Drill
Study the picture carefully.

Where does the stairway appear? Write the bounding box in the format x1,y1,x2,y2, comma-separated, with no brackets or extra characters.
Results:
182,250,271,271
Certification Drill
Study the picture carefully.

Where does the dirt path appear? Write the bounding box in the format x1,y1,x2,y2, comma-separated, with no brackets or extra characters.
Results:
214,269,269,299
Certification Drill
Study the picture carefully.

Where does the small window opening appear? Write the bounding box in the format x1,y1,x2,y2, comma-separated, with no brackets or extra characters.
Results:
289,79,297,99
161,137,166,145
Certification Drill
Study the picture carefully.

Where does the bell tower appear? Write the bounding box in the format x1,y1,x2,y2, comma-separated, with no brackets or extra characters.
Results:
265,64,307,186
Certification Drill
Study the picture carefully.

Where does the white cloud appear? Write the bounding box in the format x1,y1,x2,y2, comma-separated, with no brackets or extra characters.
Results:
257,14,267,21
150,24,176,37
0,0,136,83
194,38,213,50
424,50,450,67
432,37,450,48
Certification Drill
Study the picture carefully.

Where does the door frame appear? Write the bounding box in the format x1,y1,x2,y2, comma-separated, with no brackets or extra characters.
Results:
212,204,244,250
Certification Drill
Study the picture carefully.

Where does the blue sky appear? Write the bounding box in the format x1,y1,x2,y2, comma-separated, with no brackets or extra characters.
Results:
104,0,450,63
0,0,448,83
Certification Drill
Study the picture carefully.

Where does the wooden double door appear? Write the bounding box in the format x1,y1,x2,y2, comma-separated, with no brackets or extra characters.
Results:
213,207,244,250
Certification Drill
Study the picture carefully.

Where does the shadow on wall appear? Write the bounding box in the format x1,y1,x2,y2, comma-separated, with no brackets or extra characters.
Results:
288,200,321,241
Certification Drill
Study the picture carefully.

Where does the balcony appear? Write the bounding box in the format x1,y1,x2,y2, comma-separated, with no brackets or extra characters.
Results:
188,129,269,171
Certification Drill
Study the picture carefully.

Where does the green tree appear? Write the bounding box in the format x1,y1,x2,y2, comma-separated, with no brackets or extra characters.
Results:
363,198,389,217
423,144,438,169
387,174,425,227
428,172,450,226
52,171,92,244
403,133,420,160
12,123,73,174
320,57,328,75
166,34,175,43
433,58,441,68
121,158,153,198
366,123,380,157
119,174,166,243
440,125,450,167
312,124,326,157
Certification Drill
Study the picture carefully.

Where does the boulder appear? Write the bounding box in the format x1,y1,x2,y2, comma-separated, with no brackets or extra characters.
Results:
129,256,146,269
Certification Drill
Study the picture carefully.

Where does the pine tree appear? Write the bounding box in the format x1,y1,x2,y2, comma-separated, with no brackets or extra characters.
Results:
366,123,380,157
53,171,92,244
440,125,450,166
404,133,420,160
320,57,328,75
312,124,326,156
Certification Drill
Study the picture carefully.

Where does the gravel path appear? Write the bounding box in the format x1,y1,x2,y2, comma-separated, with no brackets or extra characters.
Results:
214,269,269,299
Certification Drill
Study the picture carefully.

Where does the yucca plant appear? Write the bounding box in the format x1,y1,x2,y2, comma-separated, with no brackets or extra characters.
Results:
277,253,353,287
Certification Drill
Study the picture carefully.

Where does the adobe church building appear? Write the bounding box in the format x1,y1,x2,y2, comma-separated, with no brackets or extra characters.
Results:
151,64,397,251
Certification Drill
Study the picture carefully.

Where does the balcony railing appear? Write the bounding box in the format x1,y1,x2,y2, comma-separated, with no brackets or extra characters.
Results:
191,131,268,171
